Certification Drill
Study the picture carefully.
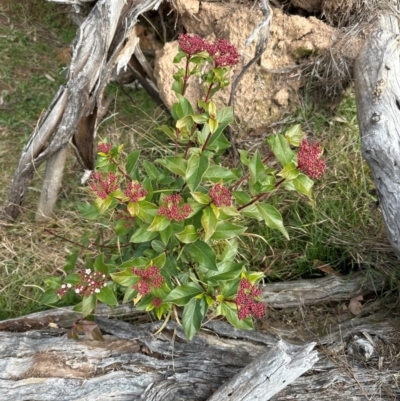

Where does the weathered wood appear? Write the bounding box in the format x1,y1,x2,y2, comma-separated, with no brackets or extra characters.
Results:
4,0,164,221
262,271,386,308
354,13,400,259
0,293,398,400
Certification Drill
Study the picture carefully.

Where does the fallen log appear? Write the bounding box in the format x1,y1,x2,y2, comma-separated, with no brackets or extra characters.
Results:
354,12,400,259
0,288,398,400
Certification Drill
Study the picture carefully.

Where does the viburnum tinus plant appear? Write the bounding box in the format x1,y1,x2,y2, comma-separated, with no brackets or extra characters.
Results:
42,34,326,340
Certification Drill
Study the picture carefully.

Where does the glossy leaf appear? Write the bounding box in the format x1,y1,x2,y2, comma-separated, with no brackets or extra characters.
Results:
82,294,96,317
203,165,238,183
148,215,171,232
186,154,209,192
191,191,211,204
164,282,204,305
111,268,139,287
257,203,289,239
292,173,314,202
210,222,246,240
130,225,159,243
40,289,59,304
278,162,300,181
186,240,218,271
126,150,141,177
175,225,198,244
96,286,118,306
156,156,187,177
201,206,218,241
285,124,303,147
267,134,295,166
182,297,208,340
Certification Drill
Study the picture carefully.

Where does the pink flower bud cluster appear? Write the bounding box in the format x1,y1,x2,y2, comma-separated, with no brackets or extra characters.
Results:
88,171,119,199
152,298,163,307
98,142,111,154
213,38,240,67
297,139,326,179
58,269,109,298
178,34,239,67
132,265,164,296
158,194,192,221
209,183,232,207
124,181,148,203
236,278,266,320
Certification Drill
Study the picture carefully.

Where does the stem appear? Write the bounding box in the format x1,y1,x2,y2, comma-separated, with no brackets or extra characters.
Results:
237,177,286,211
191,263,207,293
230,153,274,190
204,82,214,103
183,123,199,159
181,57,191,96
109,157,131,180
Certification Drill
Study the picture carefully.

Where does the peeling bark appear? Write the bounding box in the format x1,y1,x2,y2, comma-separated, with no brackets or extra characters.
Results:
354,13,400,259
0,304,398,401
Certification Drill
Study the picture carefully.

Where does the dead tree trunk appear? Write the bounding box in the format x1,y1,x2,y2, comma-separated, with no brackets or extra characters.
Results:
354,12,400,259
0,302,398,400
3,0,163,221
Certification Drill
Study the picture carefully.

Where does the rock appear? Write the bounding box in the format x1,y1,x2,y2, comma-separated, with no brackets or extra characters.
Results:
154,4,338,132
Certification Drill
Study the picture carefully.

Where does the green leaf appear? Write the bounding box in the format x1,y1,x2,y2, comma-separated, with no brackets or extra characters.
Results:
191,191,211,204
173,50,187,63
172,79,183,95
182,297,208,341
210,222,246,240
209,118,218,134
216,106,234,126
164,282,204,305
127,201,140,217
78,203,100,220
175,225,198,244
96,286,118,306
94,254,109,275
238,149,250,166
143,160,160,180
203,166,238,183
148,215,171,232
63,251,79,273
157,125,176,141
232,191,252,205
240,204,263,221
123,286,137,304
186,154,209,192
285,124,303,147
176,93,194,118
207,261,244,282
111,268,139,287
256,203,289,239
221,239,239,261
292,173,314,202
186,240,218,271
192,114,209,124
126,150,141,178
130,225,159,243
201,206,218,241
151,240,166,253
138,201,158,224
219,302,253,330
156,156,187,176
176,115,194,130
40,289,59,304
267,134,295,166
160,225,173,245
44,277,61,290
152,252,166,269
249,150,267,194
278,162,300,180
82,294,96,317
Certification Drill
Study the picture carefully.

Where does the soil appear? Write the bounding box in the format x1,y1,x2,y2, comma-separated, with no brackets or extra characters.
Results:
154,2,340,133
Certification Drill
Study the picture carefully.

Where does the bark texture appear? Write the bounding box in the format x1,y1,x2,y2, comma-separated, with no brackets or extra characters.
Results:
354,14,400,259
4,0,163,221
